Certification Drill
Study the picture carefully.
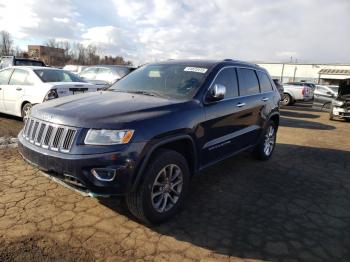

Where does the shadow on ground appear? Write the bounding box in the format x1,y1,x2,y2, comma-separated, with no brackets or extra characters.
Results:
280,110,320,119
280,117,335,130
101,143,350,262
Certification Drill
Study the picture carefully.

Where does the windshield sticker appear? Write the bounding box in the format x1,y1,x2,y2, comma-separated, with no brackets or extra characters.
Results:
184,67,208,74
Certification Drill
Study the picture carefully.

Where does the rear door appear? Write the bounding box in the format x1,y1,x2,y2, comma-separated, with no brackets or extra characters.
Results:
3,69,32,115
234,68,265,146
0,68,13,112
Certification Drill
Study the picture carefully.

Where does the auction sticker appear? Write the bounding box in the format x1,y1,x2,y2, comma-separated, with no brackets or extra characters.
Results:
184,67,208,73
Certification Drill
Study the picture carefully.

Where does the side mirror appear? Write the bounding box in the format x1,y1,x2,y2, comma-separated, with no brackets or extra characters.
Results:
207,84,226,102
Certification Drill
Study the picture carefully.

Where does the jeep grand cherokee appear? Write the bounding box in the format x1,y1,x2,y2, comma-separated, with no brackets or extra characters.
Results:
18,59,280,224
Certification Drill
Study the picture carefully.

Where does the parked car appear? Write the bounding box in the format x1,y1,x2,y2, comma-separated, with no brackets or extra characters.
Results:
281,83,314,106
272,79,284,99
313,85,339,110
0,66,99,120
329,79,350,121
18,59,280,224
79,65,135,88
286,81,316,91
0,56,46,69
63,65,88,75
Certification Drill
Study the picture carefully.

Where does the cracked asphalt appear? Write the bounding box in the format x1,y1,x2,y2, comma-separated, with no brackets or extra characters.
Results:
0,104,350,262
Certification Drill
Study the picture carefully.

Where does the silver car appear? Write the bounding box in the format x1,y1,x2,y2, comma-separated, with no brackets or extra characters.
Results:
79,65,135,88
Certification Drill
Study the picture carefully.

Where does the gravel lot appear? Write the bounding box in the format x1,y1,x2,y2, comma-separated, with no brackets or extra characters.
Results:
0,104,350,261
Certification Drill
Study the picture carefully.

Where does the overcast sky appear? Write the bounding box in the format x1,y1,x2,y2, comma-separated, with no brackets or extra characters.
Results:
0,0,349,65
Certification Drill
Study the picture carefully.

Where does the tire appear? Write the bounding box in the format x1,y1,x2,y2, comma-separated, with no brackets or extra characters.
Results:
329,105,335,120
253,120,277,161
322,102,331,112
125,149,190,224
21,103,32,122
281,94,292,106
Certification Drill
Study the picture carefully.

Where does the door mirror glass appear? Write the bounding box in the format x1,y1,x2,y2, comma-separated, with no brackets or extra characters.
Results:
207,84,226,102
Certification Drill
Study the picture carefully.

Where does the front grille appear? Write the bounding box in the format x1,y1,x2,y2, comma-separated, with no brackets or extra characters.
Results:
23,117,77,153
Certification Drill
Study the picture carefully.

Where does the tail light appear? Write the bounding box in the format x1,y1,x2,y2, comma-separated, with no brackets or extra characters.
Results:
302,87,306,96
44,89,58,101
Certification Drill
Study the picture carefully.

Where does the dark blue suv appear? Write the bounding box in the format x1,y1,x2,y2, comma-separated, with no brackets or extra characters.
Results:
18,59,280,223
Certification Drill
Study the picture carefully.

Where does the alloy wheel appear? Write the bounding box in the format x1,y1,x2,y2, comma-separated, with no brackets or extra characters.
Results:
264,125,276,156
151,164,183,213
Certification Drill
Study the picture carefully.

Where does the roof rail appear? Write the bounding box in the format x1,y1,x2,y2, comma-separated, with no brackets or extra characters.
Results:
223,59,234,62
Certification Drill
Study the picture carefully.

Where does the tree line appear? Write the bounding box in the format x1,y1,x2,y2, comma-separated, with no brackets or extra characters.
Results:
0,30,132,66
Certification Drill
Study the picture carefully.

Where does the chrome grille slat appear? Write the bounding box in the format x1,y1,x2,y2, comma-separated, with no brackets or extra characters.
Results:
26,119,34,139
35,123,46,145
30,121,39,142
24,117,77,152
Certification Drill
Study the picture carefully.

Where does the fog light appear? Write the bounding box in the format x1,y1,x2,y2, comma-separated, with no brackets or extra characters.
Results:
91,168,116,182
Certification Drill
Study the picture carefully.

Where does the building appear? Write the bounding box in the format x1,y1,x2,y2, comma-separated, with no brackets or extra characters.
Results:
27,45,65,66
257,62,350,85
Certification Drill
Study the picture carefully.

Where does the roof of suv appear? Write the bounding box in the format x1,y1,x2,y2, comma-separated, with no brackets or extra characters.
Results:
149,59,263,70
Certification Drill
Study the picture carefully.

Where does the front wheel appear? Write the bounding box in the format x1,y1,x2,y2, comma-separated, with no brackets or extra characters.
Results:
21,103,32,122
253,121,277,160
125,149,190,224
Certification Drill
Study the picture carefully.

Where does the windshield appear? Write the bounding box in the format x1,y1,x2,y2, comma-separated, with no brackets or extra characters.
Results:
34,69,85,83
15,59,45,66
109,64,209,99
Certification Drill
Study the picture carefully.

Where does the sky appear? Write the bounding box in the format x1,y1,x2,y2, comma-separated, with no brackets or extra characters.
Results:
0,0,349,65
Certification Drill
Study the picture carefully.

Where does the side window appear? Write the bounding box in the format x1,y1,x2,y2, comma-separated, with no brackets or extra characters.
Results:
9,69,32,85
211,68,238,98
257,71,273,92
237,68,260,96
315,86,327,94
0,69,13,85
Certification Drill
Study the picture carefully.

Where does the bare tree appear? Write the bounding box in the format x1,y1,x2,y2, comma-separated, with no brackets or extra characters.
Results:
0,31,14,56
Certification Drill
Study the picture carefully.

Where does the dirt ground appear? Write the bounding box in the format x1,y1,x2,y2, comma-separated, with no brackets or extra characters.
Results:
0,104,350,261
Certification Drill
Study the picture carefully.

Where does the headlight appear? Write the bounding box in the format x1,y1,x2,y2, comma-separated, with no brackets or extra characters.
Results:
84,129,134,145
44,89,58,101
333,100,344,106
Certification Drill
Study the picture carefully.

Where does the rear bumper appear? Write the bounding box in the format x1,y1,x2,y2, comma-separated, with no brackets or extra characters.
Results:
18,135,142,196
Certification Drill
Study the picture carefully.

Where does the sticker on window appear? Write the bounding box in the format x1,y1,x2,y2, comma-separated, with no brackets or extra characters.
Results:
184,67,208,74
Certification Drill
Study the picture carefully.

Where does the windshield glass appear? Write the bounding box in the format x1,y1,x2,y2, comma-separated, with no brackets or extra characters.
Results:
34,69,85,83
109,64,209,99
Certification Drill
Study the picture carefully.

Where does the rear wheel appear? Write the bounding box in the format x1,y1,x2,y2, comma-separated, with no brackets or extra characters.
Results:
281,94,292,106
253,121,277,160
21,103,32,122
125,149,190,224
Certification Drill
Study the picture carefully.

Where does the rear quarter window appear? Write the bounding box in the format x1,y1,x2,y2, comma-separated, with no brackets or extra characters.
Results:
237,68,260,96
257,71,273,92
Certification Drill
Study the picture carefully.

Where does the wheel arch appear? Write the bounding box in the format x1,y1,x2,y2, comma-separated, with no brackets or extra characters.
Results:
131,135,198,192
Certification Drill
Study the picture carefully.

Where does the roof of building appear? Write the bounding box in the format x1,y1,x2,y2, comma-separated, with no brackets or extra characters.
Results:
319,69,350,75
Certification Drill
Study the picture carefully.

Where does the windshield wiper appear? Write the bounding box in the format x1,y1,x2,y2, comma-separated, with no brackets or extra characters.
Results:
124,90,164,97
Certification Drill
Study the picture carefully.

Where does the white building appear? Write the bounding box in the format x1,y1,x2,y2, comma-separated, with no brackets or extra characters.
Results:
257,62,350,85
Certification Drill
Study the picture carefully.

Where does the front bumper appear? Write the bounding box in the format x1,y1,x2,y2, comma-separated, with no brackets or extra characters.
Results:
332,107,350,118
18,134,143,196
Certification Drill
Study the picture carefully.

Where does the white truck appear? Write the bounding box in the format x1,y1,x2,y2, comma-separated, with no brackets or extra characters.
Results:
281,83,314,106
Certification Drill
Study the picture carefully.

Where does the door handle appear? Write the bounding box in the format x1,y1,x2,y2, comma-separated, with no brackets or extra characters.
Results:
262,97,269,101
237,102,246,107
16,87,22,91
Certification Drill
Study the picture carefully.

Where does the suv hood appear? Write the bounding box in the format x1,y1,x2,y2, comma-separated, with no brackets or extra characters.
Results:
31,91,184,128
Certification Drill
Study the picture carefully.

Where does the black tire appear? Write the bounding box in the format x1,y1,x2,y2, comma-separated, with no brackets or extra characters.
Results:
322,102,331,112
281,94,292,106
125,149,190,224
21,103,32,122
253,120,277,161
329,105,335,120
